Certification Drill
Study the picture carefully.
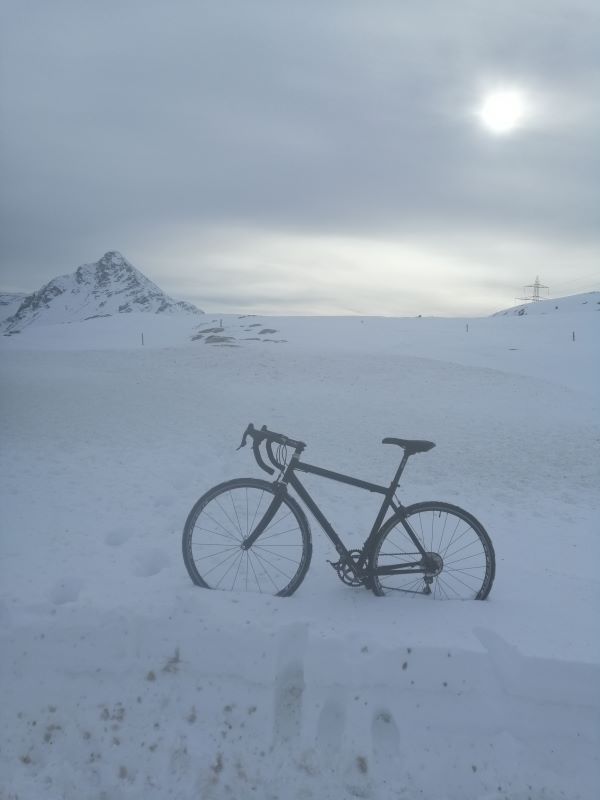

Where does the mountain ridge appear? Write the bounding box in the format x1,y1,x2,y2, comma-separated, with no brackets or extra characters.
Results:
2,251,203,333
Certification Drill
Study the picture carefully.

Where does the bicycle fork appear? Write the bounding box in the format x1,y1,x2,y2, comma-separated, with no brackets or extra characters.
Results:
241,484,287,550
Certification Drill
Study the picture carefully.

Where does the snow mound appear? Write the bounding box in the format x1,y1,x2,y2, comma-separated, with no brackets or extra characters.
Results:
2,251,204,333
191,316,287,347
493,290,600,317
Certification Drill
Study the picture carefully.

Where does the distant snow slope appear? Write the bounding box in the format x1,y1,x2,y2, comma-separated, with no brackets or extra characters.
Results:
0,292,27,324
2,251,203,333
493,290,600,316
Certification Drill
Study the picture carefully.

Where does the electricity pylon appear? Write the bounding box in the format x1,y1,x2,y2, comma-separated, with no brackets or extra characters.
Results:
517,276,549,303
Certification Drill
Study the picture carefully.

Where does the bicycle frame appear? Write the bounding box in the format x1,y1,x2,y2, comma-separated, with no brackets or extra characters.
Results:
244,449,431,581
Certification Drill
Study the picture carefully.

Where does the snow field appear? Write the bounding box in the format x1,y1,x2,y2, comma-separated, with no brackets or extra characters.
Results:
1,311,599,799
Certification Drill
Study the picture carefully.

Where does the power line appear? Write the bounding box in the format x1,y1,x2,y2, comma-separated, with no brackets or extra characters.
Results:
550,271,600,292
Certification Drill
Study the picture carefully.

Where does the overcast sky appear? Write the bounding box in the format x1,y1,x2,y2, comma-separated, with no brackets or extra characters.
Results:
1,0,599,315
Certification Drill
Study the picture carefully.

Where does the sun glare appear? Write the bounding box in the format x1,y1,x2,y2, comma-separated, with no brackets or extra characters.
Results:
478,89,528,135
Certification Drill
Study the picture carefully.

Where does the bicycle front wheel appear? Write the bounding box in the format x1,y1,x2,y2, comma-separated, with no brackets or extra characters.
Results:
182,478,312,596
371,502,495,599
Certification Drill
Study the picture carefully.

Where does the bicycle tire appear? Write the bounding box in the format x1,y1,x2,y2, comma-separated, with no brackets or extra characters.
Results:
182,478,312,596
370,501,495,599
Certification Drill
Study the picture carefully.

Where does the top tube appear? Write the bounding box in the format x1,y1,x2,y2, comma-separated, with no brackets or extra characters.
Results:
293,459,387,495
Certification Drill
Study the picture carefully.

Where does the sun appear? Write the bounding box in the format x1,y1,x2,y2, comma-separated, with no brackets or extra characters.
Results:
478,89,528,135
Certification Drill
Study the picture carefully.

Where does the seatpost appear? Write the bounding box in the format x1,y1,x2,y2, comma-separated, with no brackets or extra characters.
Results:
389,451,410,493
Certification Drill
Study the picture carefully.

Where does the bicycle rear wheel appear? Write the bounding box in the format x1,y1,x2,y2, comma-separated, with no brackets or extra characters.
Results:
182,478,312,596
371,502,495,599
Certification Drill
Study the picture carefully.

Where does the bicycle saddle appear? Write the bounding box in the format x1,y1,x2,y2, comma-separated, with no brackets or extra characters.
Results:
382,438,435,454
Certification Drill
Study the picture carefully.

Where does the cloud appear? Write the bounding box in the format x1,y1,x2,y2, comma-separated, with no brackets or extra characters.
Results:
1,0,599,310
136,223,599,316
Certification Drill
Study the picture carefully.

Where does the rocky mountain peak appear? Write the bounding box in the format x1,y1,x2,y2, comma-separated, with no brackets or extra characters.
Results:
2,252,204,333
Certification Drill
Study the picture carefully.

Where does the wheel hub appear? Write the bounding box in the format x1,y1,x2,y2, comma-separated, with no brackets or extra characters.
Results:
423,552,443,577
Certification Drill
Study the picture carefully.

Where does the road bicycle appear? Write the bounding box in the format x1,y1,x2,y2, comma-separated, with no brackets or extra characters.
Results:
182,424,495,599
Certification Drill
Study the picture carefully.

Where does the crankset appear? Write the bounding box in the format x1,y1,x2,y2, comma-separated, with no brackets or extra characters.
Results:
328,549,365,586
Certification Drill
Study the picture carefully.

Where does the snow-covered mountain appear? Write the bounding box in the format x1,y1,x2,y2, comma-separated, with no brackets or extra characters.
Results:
493,290,600,317
2,251,203,333
0,292,27,324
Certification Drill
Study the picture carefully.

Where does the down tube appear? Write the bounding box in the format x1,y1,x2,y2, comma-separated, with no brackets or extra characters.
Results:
288,474,350,557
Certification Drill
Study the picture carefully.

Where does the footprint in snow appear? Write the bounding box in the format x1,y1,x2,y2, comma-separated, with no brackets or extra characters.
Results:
371,709,400,763
49,577,84,605
272,623,308,747
316,692,347,759
105,528,132,547
131,549,170,577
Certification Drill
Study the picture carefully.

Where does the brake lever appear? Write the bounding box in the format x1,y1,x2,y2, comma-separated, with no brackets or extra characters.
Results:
236,423,254,450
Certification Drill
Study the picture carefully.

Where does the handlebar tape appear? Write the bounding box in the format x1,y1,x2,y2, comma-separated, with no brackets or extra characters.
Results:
253,434,275,475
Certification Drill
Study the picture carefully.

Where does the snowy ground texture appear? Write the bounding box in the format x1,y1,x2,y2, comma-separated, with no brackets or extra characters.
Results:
1,298,599,799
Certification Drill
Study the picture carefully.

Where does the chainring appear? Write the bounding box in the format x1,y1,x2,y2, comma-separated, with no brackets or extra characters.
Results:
335,549,365,586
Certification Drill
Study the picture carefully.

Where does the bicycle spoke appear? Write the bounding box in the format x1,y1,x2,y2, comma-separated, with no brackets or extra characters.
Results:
258,526,302,542
249,549,281,592
215,497,243,539
251,547,293,583
439,518,468,556
193,544,240,559
248,489,265,536
253,544,302,565
444,556,486,568
203,548,243,578
214,498,243,540
203,508,241,543
437,512,450,554
194,525,240,541
247,549,263,593
444,536,482,560
436,573,464,598
215,549,245,589
434,577,451,599
231,549,245,590
229,491,244,538
440,569,480,594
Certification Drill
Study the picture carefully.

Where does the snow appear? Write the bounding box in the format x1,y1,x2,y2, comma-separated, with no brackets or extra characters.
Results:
493,291,600,317
1,299,599,799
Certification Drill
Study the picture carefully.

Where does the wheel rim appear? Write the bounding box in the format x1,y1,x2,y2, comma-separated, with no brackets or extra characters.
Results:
375,508,491,599
187,486,306,594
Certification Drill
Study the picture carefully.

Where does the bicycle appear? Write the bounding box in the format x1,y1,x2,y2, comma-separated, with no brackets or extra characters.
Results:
182,424,495,599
